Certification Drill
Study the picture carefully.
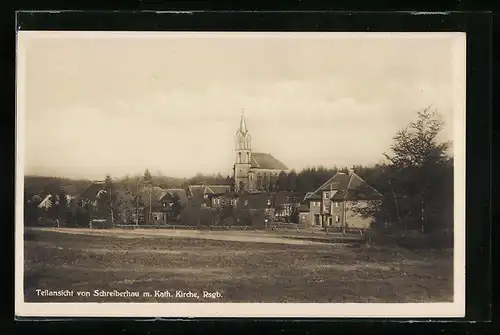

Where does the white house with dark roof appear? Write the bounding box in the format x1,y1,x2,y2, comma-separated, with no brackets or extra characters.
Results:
233,111,289,192
298,169,383,230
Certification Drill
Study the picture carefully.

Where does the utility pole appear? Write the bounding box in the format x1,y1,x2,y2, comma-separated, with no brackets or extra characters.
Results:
136,178,139,227
421,196,425,235
388,180,402,227
149,183,152,224
109,186,114,226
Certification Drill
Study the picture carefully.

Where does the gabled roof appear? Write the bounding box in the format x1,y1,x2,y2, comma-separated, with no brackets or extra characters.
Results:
188,185,231,196
138,186,166,202
160,188,189,207
304,192,314,200
188,185,205,205
60,185,77,195
250,152,288,170
80,182,106,201
205,185,231,195
302,192,321,201
331,173,383,201
38,195,53,209
305,171,382,202
315,173,350,194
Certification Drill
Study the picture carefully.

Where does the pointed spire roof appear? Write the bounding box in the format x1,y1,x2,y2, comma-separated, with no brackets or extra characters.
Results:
239,109,248,135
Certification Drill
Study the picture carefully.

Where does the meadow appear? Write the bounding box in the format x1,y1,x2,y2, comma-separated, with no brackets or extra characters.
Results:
24,228,453,303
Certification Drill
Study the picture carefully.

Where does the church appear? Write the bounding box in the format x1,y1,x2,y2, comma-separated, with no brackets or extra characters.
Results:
233,112,289,192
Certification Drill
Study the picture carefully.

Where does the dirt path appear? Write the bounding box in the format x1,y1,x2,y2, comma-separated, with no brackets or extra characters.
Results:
30,228,336,246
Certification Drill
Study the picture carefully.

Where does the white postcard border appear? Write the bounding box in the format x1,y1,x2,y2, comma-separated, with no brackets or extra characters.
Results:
15,31,467,318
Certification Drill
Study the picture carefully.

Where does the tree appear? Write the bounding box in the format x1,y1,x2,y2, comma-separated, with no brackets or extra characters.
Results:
143,169,153,183
289,206,299,224
377,107,451,234
287,170,297,192
104,174,115,224
219,198,234,224
143,169,153,222
68,198,78,227
170,193,183,220
277,171,288,191
114,188,136,224
55,189,68,224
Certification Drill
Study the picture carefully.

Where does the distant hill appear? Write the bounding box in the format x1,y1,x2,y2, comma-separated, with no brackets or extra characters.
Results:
24,176,92,197
23,173,232,198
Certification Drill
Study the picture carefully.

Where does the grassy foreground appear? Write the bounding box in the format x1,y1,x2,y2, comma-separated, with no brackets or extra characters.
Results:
24,228,453,303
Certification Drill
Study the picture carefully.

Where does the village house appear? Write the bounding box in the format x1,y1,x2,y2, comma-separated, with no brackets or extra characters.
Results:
233,112,289,192
159,188,189,221
298,169,383,230
79,180,110,225
80,180,107,207
186,184,231,208
271,191,302,221
37,194,54,210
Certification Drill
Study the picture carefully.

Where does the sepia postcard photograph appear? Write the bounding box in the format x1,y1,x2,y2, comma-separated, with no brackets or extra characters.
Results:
16,31,466,318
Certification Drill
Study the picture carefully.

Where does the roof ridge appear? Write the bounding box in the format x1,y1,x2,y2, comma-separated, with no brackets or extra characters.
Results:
345,173,354,200
350,173,383,196
310,172,340,197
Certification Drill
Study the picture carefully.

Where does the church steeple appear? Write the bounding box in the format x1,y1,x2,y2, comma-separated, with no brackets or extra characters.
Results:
239,109,248,135
234,109,252,192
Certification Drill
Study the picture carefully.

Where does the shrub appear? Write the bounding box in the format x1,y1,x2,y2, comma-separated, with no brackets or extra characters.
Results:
179,206,219,226
221,217,236,226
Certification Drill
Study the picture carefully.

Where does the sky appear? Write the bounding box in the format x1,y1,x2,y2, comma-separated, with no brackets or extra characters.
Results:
18,32,465,180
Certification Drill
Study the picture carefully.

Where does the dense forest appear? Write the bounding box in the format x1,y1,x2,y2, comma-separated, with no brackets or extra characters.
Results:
24,108,453,233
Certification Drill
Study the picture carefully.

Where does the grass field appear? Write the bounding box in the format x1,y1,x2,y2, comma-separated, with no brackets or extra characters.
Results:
24,228,453,303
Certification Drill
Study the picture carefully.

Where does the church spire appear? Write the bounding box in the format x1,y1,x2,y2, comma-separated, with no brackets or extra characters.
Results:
239,109,248,135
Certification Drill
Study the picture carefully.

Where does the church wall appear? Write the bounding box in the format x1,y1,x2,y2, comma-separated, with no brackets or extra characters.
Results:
249,169,288,191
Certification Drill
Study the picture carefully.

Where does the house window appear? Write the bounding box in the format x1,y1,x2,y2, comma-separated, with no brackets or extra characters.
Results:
324,192,329,199
335,215,340,223
335,202,339,208
204,194,208,199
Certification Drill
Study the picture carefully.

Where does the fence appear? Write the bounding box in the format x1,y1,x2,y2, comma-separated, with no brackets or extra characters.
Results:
109,223,364,234
112,224,260,231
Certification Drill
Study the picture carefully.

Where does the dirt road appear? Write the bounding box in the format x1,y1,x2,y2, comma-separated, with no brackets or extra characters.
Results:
30,227,338,246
